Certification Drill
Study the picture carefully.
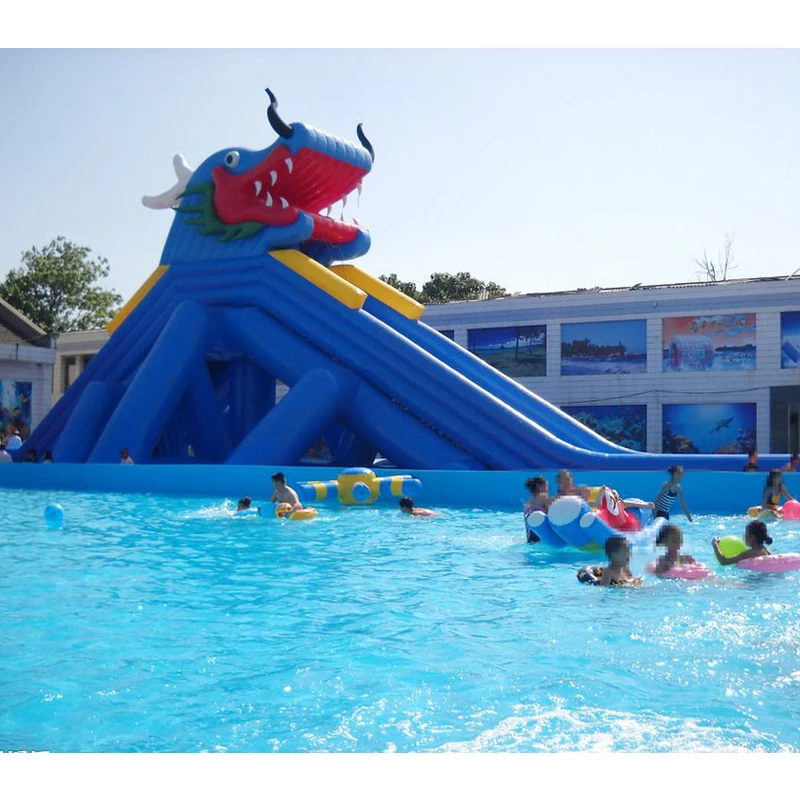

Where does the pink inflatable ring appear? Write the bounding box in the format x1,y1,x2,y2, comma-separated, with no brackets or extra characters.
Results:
736,553,800,573
646,562,713,581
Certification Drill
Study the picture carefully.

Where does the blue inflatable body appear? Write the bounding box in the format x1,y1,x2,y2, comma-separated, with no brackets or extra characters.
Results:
525,494,667,551
16,90,791,470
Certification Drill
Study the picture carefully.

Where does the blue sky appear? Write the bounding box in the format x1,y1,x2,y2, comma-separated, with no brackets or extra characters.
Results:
1,49,799,305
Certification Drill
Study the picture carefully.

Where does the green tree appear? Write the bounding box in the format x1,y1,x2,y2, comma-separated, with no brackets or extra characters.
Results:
378,273,420,299
419,272,506,304
0,237,122,334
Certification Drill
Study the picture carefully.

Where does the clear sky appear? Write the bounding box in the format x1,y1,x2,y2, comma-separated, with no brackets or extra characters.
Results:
1,48,799,305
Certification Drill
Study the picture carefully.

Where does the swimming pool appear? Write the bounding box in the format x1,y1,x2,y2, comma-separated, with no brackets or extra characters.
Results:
2,488,799,752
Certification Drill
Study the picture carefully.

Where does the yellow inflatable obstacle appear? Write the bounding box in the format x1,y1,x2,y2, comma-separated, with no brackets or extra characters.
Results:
275,503,318,521
297,467,422,506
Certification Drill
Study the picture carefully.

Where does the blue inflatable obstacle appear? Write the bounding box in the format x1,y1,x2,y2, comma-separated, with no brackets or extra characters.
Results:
525,488,667,550
19,90,790,470
296,468,422,506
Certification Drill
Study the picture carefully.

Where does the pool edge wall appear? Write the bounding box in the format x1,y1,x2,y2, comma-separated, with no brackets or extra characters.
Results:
0,465,796,515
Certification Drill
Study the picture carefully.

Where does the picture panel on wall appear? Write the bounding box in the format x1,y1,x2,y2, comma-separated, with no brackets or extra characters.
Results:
662,403,756,455
780,311,800,369
0,381,33,440
561,320,647,375
467,325,546,377
662,314,756,372
562,404,647,451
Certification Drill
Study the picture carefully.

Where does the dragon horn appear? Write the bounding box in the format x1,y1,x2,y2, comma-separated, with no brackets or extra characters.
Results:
265,88,293,139
356,123,375,162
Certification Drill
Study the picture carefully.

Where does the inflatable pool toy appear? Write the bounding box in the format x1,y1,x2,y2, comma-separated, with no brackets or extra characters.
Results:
645,561,713,580
577,565,603,585
782,499,800,520
527,488,666,551
296,468,422,506
44,503,64,529
747,505,782,520
275,503,317,521
717,536,748,558
736,554,800,573
576,565,642,587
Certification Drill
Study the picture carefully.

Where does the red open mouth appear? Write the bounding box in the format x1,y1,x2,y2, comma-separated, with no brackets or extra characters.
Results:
212,145,368,244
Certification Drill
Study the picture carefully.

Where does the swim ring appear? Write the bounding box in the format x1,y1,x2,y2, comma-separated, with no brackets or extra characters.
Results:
576,565,642,587
645,561,713,580
577,565,604,585
736,553,800,573
275,503,317,521
747,506,782,520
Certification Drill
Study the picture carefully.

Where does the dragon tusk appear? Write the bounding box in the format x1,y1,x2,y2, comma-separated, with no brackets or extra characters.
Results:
142,153,194,210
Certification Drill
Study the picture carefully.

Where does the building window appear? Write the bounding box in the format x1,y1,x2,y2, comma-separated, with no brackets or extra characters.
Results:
63,356,78,393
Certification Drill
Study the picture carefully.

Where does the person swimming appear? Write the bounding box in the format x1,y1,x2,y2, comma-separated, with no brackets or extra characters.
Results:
598,536,643,587
399,497,437,517
235,496,260,515
653,523,697,575
553,470,590,501
712,519,772,565
763,470,794,511
270,472,303,514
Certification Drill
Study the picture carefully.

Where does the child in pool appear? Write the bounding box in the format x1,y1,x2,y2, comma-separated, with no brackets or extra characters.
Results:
236,496,260,515
524,476,550,513
763,470,794,511
399,497,437,517
599,536,643,587
653,465,693,522
712,520,772,565
653,523,697,575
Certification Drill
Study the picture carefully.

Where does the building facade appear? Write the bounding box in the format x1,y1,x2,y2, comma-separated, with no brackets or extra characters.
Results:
423,275,800,455
0,297,55,439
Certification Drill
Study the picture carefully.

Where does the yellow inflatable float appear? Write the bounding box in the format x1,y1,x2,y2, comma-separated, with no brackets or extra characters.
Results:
275,502,318,521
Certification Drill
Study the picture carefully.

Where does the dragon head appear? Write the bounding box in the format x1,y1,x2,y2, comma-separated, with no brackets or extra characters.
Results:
144,89,374,266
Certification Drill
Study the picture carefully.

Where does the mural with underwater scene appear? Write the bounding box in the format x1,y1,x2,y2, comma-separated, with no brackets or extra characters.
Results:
0,381,32,440
561,319,646,375
467,325,546,377
780,311,800,369
662,314,756,372
561,404,647,451
662,403,756,455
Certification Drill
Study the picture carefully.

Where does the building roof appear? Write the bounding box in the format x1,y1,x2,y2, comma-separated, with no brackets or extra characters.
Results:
427,272,800,306
0,297,50,347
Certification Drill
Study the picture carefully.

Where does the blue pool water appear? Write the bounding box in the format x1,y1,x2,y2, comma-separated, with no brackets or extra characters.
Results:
2,488,800,752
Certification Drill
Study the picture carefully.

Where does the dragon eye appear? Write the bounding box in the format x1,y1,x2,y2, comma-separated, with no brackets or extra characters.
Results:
224,151,240,168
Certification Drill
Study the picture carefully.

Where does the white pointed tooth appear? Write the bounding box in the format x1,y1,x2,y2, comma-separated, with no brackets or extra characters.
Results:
284,157,293,174
325,206,332,216
265,192,273,207
339,213,345,222
270,170,278,187
342,195,347,209
353,218,360,226
280,196,289,209
254,180,262,197
357,182,363,197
